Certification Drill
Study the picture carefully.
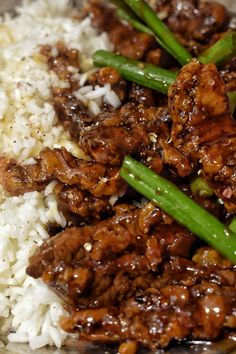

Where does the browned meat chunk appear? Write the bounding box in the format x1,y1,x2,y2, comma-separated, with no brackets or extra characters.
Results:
200,135,236,211
60,279,235,349
155,0,228,54
40,42,80,82
169,61,234,155
89,67,127,102
86,0,154,60
80,103,193,176
169,60,236,210
26,203,235,350
53,93,93,141
54,183,111,219
220,58,236,93
26,204,195,303
0,147,126,198
80,124,143,165
53,86,193,175
54,96,160,165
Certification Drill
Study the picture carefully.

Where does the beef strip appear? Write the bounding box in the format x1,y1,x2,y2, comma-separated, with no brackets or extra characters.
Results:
220,57,236,93
53,92,93,141
79,102,192,176
86,0,228,60
0,147,126,198
60,277,235,349
155,0,228,55
26,203,235,350
40,42,80,84
169,60,236,210
85,0,154,60
54,182,112,220
88,67,128,103
53,85,193,175
26,203,196,303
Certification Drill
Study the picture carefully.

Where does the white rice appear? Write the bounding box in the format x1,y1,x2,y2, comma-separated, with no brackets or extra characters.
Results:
0,0,119,350
0,187,68,350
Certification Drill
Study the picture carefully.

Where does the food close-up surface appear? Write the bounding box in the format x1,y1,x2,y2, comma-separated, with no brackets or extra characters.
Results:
0,0,236,353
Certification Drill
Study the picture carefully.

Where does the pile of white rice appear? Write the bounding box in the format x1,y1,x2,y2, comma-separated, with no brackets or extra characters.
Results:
0,0,120,351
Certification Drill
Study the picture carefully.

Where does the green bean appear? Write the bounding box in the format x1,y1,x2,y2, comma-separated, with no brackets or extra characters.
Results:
109,0,176,56
93,50,177,94
120,156,236,264
199,32,236,66
228,91,236,113
229,217,236,234
123,0,192,65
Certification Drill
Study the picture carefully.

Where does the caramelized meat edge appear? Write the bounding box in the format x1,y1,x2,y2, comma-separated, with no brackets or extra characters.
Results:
169,60,236,211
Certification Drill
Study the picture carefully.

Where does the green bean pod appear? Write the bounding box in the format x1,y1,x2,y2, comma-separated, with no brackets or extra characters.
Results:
120,156,236,264
123,0,192,65
93,50,177,94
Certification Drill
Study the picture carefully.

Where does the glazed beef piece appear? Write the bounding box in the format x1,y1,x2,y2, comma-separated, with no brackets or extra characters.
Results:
61,271,236,350
0,147,127,221
86,0,229,59
54,183,112,220
26,204,163,302
40,43,80,83
89,67,128,102
200,135,236,212
26,203,196,303
26,203,235,350
79,102,155,165
220,57,236,93
79,102,192,176
53,92,93,141
54,85,193,175
53,85,192,175
86,0,154,60
155,0,228,55
169,60,236,211
169,61,234,154
0,147,125,197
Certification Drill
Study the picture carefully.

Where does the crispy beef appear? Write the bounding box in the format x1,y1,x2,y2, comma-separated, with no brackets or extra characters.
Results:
169,60,236,210
86,0,154,60
0,147,126,198
53,93,93,140
79,103,193,176
40,42,80,83
26,204,235,350
54,182,112,220
89,67,128,102
155,0,228,55
53,86,192,175
60,280,236,349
